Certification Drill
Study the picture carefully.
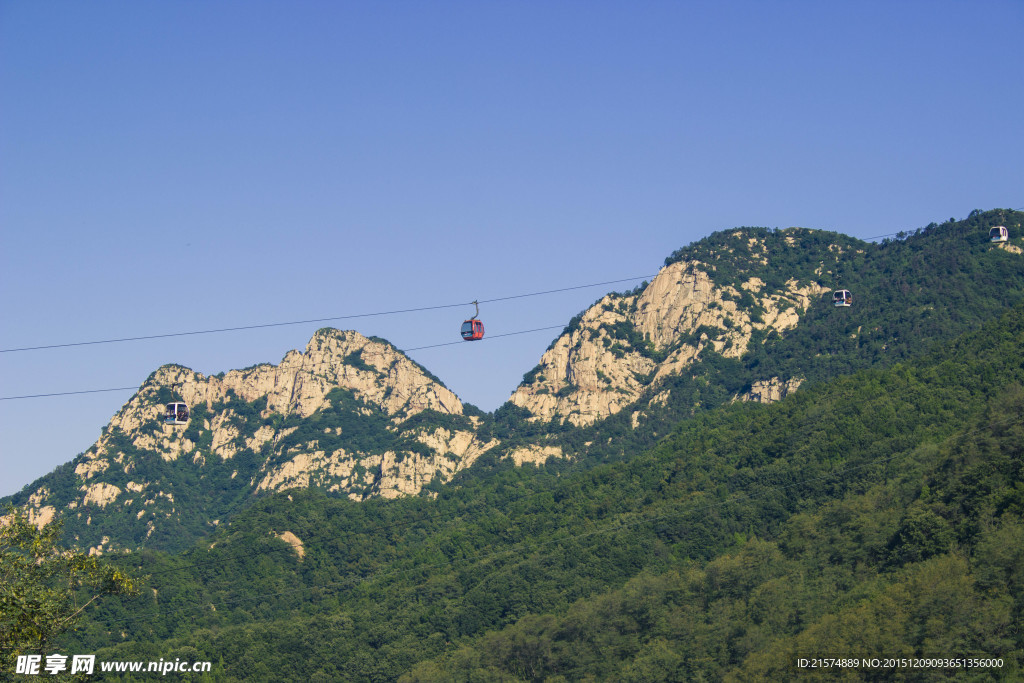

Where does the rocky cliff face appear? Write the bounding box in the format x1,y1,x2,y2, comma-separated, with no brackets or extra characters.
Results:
119,327,463,431
509,232,830,426
12,329,500,552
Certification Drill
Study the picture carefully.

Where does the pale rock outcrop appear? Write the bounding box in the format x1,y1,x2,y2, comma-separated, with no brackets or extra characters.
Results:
506,445,563,466
209,415,240,459
276,531,305,559
415,428,499,468
740,377,804,404
26,506,57,529
27,488,50,507
170,329,466,421
82,483,121,508
378,428,499,495
510,254,827,426
75,458,109,480
255,451,350,492
88,536,111,556
255,425,501,499
89,330,465,477
246,425,276,452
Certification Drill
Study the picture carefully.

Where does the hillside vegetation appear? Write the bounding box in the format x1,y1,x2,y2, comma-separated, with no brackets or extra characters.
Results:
7,209,1024,681
70,300,1024,681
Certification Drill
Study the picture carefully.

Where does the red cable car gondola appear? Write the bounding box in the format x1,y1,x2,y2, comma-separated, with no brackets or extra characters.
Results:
461,300,485,341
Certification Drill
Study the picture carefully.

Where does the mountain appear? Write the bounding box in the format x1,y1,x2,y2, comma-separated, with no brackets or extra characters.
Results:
69,293,1024,681
509,250,825,427
489,209,1024,465
5,209,1024,556
4,330,498,552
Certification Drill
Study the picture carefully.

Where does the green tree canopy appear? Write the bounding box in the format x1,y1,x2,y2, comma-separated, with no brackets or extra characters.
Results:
0,506,138,674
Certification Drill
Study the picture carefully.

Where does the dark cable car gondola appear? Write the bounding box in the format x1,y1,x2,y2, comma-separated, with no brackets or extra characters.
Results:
164,402,189,425
833,289,853,307
461,300,484,341
990,226,1009,243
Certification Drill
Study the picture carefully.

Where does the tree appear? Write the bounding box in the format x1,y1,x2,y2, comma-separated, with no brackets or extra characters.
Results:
0,506,138,673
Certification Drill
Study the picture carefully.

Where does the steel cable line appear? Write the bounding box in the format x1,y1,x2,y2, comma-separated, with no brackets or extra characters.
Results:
8,215,1020,357
0,386,143,401
860,209,1024,241
0,275,656,354
400,324,566,352
0,324,570,401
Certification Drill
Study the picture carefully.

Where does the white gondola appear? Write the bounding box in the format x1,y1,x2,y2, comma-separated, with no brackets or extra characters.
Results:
833,290,853,307
164,402,189,425
990,226,1009,243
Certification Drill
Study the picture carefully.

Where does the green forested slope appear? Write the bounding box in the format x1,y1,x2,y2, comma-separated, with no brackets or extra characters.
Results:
408,388,1024,681
72,301,1024,681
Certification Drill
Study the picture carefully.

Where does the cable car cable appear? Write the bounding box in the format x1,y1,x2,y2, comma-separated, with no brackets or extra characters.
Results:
0,386,143,401
0,275,656,354
401,324,565,352
8,212,1022,357
0,324,569,401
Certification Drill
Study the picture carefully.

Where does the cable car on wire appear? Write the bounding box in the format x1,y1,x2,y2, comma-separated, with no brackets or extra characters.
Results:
164,402,190,425
833,290,853,307
990,226,1009,243
461,300,485,341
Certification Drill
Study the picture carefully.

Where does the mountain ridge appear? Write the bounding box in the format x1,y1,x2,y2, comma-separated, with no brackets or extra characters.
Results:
5,209,1023,556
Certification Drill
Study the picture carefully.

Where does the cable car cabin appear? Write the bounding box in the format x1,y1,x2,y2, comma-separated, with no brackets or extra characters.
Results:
833,290,853,307
164,402,190,425
990,226,1009,243
461,319,485,341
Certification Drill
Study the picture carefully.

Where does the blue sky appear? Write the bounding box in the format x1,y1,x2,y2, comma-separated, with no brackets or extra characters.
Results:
2,1,1022,497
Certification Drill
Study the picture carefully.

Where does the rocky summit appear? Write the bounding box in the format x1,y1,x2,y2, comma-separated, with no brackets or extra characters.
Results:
509,241,827,427
12,330,499,553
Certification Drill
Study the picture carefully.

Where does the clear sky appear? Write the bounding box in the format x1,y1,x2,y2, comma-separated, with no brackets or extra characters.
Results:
2,1,1022,498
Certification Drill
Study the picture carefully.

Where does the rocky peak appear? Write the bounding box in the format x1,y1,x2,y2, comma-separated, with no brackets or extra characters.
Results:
111,329,462,434
12,329,494,552
508,230,831,426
